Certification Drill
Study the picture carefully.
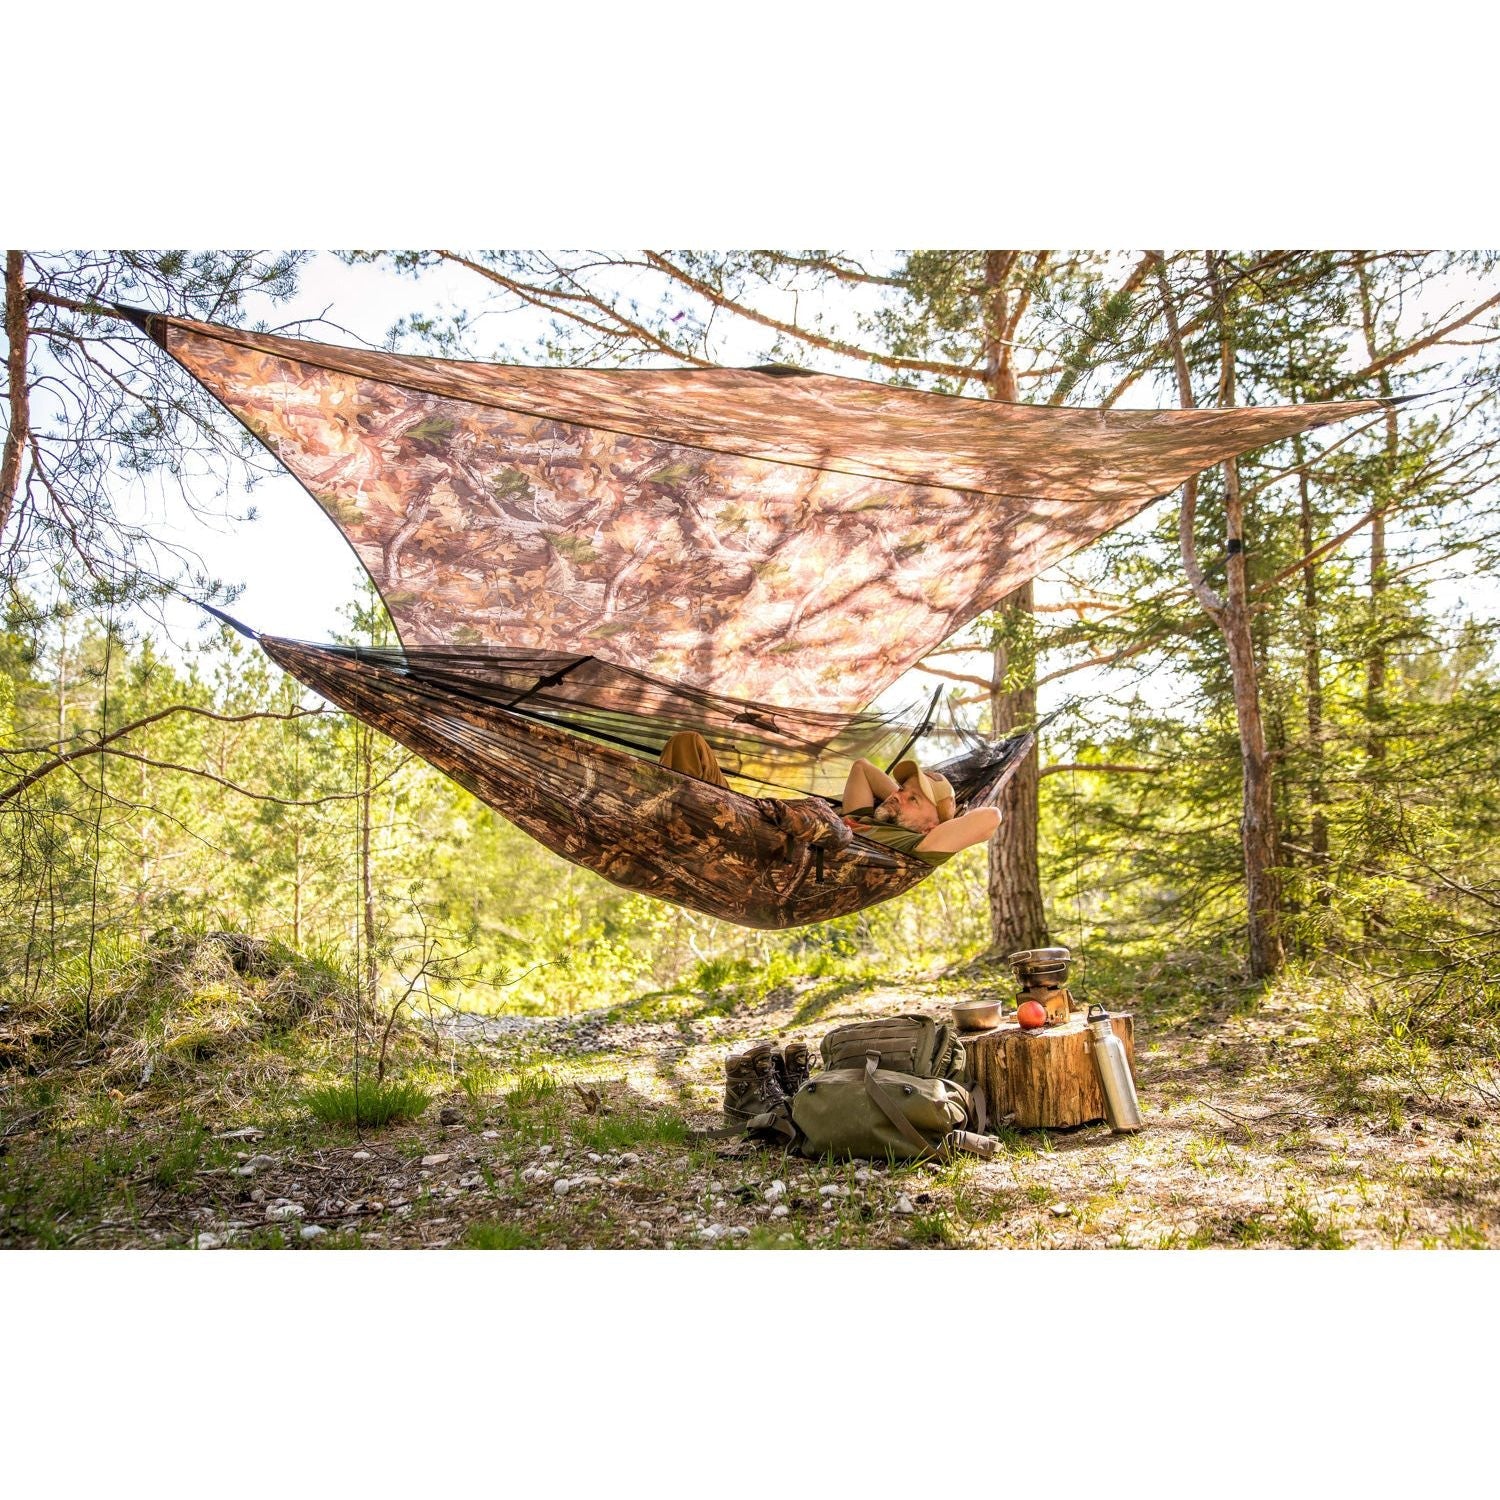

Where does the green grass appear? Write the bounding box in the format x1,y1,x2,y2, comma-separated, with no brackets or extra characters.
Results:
1444,1221,1488,1249
459,1060,503,1111
1282,1198,1348,1249
464,1220,540,1249
304,1078,431,1128
574,1109,691,1153
152,1116,212,1190
505,1069,560,1108
1229,1213,1274,1246
906,1209,957,1247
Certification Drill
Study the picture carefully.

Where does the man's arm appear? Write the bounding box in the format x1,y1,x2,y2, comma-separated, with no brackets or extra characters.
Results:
841,757,900,814
915,806,1002,855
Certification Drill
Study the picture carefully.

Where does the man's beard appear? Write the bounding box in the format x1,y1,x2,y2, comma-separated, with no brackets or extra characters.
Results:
875,799,929,833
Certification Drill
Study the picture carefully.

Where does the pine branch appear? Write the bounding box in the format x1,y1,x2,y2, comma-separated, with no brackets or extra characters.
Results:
640,252,973,379
0,704,328,805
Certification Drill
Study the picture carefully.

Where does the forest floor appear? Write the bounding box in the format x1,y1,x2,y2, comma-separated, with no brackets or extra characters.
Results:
2,939,1497,1250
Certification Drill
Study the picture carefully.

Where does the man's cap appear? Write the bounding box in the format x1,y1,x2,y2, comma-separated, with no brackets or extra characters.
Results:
891,758,957,822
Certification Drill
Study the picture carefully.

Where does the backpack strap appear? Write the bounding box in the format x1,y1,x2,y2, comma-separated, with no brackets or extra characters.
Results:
745,1106,799,1149
862,1053,997,1163
863,1052,938,1156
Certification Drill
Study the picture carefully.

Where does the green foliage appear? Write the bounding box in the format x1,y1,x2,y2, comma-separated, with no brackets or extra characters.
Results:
304,1078,431,1129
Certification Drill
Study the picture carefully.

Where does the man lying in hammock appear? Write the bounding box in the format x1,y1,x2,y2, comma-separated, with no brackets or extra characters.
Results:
659,734,1002,865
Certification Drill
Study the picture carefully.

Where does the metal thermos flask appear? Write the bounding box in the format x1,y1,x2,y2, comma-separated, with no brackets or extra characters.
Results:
1087,1004,1142,1132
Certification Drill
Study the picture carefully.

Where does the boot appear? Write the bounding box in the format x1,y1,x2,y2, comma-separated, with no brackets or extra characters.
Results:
724,1041,778,1129
777,1039,811,1097
743,1051,797,1147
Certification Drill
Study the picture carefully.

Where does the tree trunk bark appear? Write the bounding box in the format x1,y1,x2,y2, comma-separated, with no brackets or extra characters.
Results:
1356,259,1395,765
360,720,378,1012
2,250,28,550
960,1012,1135,1129
987,581,1048,952
1155,251,1284,978
1294,433,1330,897
982,251,1049,955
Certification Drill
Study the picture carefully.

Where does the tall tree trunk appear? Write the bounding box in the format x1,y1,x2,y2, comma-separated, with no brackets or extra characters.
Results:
1294,434,1330,897
1356,258,1396,764
56,615,68,746
359,720,378,1013
2,250,28,548
983,251,1049,954
987,583,1047,951
1155,252,1284,979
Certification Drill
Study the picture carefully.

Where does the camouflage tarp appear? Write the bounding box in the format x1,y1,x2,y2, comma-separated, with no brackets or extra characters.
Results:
143,311,1385,925
144,313,1383,714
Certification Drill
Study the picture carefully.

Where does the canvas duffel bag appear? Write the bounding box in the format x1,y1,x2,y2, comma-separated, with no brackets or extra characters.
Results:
818,1013,965,1083
791,1053,993,1162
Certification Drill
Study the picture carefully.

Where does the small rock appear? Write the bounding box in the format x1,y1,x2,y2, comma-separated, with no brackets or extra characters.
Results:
619,1152,640,1166
232,1154,275,1178
765,1180,786,1203
215,1126,263,1141
352,1149,372,1161
265,1201,304,1221
537,1145,554,1158
482,1130,500,1140
458,1173,484,1189
344,1201,364,1216
587,1152,603,1164
194,1234,221,1250
554,1178,573,1196
250,1188,267,1203
770,1204,790,1219
439,1106,462,1126
697,1225,726,1241
1049,1203,1070,1216
854,1168,872,1183
893,1194,914,1215
421,1153,451,1168
818,1184,846,1198
300,1224,327,1240
728,1227,749,1239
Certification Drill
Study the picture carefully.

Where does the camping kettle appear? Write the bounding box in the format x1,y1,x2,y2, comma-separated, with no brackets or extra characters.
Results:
1086,1004,1143,1133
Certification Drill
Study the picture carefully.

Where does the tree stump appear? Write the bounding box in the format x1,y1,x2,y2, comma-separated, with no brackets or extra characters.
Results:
959,1013,1135,1130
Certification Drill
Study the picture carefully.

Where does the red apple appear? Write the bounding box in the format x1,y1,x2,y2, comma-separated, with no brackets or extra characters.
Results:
1016,1000,1047,1030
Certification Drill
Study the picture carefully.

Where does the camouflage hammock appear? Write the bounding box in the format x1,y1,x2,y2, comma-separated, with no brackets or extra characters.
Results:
137,309,1382,927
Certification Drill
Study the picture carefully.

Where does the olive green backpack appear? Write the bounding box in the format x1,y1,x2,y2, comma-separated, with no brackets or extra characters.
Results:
791,1014,994,1161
